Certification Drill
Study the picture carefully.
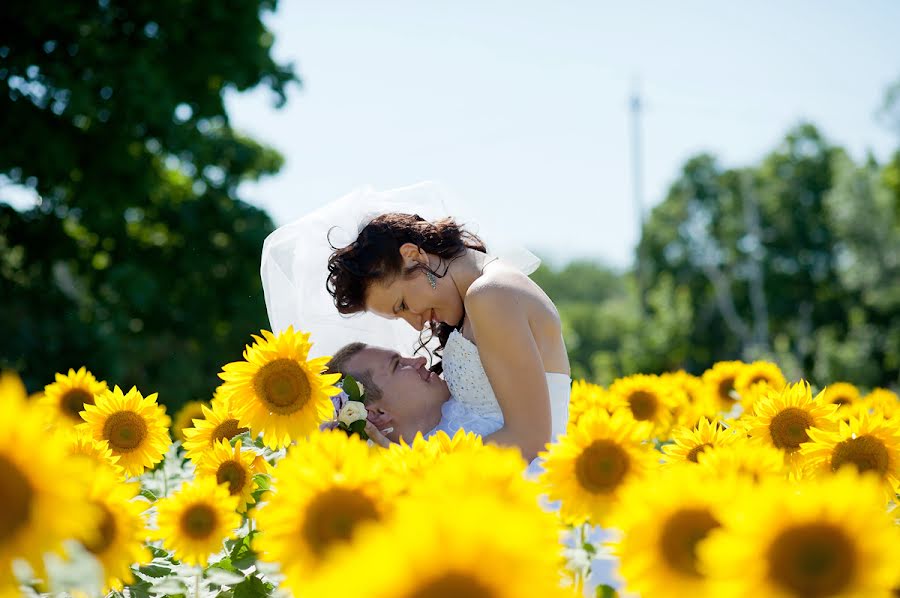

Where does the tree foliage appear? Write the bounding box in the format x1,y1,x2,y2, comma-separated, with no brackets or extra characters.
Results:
1,0,296,409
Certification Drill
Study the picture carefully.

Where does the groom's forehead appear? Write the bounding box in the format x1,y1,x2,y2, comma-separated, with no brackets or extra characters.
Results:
354,346,399,377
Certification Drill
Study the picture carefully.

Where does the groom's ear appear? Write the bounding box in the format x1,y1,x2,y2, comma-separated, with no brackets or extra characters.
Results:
367,407,393,430
398,242,427,266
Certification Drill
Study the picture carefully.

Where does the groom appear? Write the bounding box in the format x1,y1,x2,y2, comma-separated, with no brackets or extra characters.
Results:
326,342,501,444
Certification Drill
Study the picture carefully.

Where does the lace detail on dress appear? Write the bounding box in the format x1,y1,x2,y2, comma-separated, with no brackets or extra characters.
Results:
442,330,505,422
442,329,572,439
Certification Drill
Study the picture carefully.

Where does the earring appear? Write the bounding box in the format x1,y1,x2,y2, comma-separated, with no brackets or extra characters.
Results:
425,270,437,290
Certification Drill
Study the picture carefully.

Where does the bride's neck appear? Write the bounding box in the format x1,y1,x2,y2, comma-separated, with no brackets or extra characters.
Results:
444,249,491,299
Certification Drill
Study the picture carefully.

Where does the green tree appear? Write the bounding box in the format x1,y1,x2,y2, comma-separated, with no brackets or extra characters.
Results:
1,0,296,410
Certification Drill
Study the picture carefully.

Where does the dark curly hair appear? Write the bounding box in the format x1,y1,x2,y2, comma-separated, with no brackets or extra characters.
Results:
326,213,486,370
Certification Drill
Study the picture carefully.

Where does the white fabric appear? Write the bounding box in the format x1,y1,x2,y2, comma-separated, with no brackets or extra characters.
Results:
259,181,540,358
426,397,502,439
442,329,571,440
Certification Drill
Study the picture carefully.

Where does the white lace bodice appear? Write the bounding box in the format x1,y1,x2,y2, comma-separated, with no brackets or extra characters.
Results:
442,329,571,439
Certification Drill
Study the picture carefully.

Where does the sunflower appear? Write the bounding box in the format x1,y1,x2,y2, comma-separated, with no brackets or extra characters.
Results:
699,468,900,598
195,438,269,512
171,400,208,443
612,465,737,598
303,492,572,598
79,467,151,591
663,370,717,428
182,399,249,464
702,360,746,411
567,380,625,429
608,373,678,437
539,409,657,525
745,381,838,473
153,476,240,567
254,431,392,585
0,372,98,591
662,417,739,464
218,327,341,449
695,439,787,483
822,382,861,409
80,385,172,477
866,387,899,420
65,426,124,477
40,366,107,428
407,441,538,512
734,360,786,412
800,411,900,499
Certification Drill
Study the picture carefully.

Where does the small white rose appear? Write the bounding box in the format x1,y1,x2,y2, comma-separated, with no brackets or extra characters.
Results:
338,400,367,426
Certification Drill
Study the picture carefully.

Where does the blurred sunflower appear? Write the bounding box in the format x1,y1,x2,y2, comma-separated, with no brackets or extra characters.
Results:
822,382,860,409
612,465,736,598
608,374,677,436
568,380,624,428
734,361,786,412
800,411,900,499
699,468,900,598
662,417,739,464
540,409,657,525
182,399,249,464
408,442,537,511
695,440,787,483
80,386,172,477
378,430,489,495
745,381,838,473
79,467,151,591
65,426,124,477
303,493,573,598
866,387,899,420
40,367,107,427
153,476,240,567
195,438,269,513
663,370,717,428
702,360,746,411
254,431,391,583
0,371,98,591
171,400,208,443
218,328,341,449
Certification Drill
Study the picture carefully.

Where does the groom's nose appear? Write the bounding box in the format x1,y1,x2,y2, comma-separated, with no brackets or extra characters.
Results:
399,355,427,369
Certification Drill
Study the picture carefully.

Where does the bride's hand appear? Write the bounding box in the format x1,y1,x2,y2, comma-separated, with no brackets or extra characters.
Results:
364,421,392,448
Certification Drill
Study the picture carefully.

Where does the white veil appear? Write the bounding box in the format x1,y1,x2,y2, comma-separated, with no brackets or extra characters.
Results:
259,181,540,359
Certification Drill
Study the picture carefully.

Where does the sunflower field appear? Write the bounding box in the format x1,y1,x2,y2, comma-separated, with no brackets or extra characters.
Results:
2,327,899,598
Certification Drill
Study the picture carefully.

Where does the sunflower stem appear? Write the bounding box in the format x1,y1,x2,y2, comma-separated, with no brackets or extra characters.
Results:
195,569,201,597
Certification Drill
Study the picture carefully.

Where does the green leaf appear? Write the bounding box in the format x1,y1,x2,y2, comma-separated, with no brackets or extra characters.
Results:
252,473,271,490
233,575,273,598
343,374,361,401
348,418,367,435
596,584,618,598
139,488,159,502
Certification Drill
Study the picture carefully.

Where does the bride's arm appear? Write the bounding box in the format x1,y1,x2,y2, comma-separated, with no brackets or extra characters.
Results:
466,286,552,462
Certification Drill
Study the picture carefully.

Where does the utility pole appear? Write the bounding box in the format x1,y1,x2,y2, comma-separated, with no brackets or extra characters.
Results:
630,83,647,316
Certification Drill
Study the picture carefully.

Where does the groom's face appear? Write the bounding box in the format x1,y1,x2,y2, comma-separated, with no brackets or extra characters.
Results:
343,346,450,426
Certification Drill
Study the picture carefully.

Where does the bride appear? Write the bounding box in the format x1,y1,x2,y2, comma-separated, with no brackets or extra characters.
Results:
323,196,570,461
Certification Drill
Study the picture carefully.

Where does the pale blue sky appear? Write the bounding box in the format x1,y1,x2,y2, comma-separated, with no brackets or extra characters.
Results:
232,2,896,266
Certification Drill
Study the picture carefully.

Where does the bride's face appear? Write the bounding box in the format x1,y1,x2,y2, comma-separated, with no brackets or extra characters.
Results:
365,245,464,331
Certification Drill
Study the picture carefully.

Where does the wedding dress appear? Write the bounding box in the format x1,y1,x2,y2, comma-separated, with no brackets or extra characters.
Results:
442,329,571,441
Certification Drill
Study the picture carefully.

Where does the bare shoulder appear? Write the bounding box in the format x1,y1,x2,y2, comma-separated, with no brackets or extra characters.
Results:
465,262,558,321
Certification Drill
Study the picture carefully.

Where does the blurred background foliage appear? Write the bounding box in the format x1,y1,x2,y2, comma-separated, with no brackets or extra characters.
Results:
1,1,898,411
1,0,294,410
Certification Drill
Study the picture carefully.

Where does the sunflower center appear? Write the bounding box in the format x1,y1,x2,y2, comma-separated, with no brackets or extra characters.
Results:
0,455,33,541
628,391,659,421
180,504,219,539
768,407,814,451
216,461,248,495
83,503,117,554
686,443,713,463
103,410,148,452
302,487,380,557
659,508,720,577
211,419,249,444
253,359,311,415
767,523,856,598
406,572,495,598
831,397,852,406
830,434,890,476
62,388,95,421
575,439,631,493
718,377,736,402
